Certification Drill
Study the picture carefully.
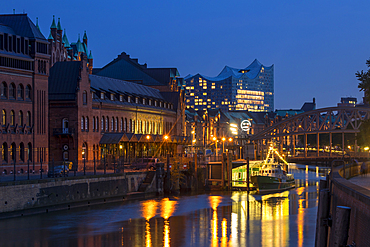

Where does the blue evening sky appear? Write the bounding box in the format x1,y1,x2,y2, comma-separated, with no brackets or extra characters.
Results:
3,0,369,110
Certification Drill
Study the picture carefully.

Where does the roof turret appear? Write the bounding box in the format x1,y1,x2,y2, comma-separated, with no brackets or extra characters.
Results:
48,30,53,40
57,18,62,31
76,34,84,52
50,15,57,29
83,30,87,40
36,17,40,31
88,50,93,59
62,29,70,48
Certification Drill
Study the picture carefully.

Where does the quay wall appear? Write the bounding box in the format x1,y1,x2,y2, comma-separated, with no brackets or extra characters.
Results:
329,168,370,246
0,172,151,218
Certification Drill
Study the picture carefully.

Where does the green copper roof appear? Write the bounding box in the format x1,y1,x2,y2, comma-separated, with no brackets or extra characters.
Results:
62,29,70,48
76,34,84,53
50,15,57,29
36,17,40,31
48,30,53,40
88,50,93,59
57,18,62,31
83,30,87,40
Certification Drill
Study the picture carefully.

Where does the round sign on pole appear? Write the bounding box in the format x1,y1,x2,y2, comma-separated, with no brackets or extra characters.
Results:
241,120,251,132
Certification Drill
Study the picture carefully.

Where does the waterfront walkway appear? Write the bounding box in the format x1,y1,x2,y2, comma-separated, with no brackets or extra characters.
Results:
349,173,370,190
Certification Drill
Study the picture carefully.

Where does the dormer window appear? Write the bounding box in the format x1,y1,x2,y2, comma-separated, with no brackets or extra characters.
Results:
149,99,152,106
136,97,139,104
120,95,123,102
171,104,173,109
110,94,114,101
101,92,104,100
160,102,163,107
164,103,167,108
155,101,157,107
128,96,131,103
143,99,145,105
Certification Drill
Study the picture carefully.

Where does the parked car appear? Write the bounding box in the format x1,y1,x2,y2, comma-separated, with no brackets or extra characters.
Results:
130,158,159,170
48,165,69,177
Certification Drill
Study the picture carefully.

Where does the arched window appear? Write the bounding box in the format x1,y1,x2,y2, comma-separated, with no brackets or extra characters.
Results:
2,110,6,125
27,142,32,161
19,142,24,162
25,85,31,100
106,117,108,131
17,84,24,100
19,111,23,126
10,142,16,161
115,117,118,131
82,142,87,160
124,118,127,132
9,83,15,99
83,90,87,105
132,120,135,133
92,117,95,130
101,117,104,131
81,117,84,130
129,119,132,133
111,117,114,131
27,111,31,126
85,116,89,130
10,110,14,126
1,82,7,98
2,143,8,162
96,117,99,131
120,118,123,132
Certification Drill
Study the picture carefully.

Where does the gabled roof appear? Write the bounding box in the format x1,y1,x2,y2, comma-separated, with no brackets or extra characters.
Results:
0,14,47,41
93,52,163,86
160,91,181,110
89,74,164,100
49,61,81,100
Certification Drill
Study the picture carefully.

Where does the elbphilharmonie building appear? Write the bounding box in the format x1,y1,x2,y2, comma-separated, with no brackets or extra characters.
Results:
184,59,274,112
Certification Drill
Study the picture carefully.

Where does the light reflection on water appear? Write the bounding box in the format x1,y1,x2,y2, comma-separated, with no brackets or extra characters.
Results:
0,164,329,247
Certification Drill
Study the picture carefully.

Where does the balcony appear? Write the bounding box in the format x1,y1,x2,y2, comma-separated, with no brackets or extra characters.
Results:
53,128,75,136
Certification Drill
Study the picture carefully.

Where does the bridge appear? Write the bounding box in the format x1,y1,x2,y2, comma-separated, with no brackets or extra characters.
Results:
250,106,370,163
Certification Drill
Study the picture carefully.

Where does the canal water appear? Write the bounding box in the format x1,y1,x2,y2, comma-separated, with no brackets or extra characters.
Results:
0,164,329,247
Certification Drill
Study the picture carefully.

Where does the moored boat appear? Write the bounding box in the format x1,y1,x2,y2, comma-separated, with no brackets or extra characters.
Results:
251,144,295,193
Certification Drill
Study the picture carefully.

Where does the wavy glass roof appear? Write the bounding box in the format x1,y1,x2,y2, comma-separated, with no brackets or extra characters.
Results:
185,59,273,81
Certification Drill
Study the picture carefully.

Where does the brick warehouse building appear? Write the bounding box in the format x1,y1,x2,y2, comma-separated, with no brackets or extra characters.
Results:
0,14,50,174
49,56,190,169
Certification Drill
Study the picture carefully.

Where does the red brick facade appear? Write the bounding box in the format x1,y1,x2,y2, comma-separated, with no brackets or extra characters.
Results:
0,14,50,173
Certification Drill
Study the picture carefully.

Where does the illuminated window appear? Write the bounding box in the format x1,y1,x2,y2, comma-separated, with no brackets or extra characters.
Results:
203,93,207,95
190,93,194,96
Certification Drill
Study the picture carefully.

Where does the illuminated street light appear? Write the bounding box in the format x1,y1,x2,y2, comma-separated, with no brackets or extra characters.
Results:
222,137,226,153
164,135,169,140
364,147,369,151
146,135,150,140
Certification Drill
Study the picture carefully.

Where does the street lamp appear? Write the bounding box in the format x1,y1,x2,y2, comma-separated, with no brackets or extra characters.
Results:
222,137,226,153
212,136,218,157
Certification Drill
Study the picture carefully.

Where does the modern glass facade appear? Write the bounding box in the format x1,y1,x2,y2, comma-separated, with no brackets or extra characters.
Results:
184,59,274,112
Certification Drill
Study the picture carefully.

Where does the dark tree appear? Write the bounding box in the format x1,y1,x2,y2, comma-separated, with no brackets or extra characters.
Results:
356,58,370,147
355,58,370,104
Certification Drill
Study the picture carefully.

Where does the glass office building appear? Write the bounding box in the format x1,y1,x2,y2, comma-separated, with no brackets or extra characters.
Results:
184,59,274,112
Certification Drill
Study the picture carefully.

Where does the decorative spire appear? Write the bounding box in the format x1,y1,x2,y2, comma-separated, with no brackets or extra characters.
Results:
83,30,87,40
57,18,62,31
50,15,57,29
88,50,93,60
48,30,53,40
36,17,40,31
62,29,70,48
78,33,81,42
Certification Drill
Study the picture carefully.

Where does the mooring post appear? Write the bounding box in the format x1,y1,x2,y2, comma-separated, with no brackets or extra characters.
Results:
333,206,351,247
315,182,330,247
222,152,226,187
247,157,250,192
194,153,198,190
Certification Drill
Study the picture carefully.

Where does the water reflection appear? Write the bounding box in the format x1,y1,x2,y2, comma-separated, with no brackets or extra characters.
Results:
0,164,327,247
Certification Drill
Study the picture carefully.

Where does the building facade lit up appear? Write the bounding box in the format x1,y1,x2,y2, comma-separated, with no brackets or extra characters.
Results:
184,59,274,112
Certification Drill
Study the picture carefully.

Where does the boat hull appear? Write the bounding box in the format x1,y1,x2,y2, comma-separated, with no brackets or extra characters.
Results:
251,175,295,193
